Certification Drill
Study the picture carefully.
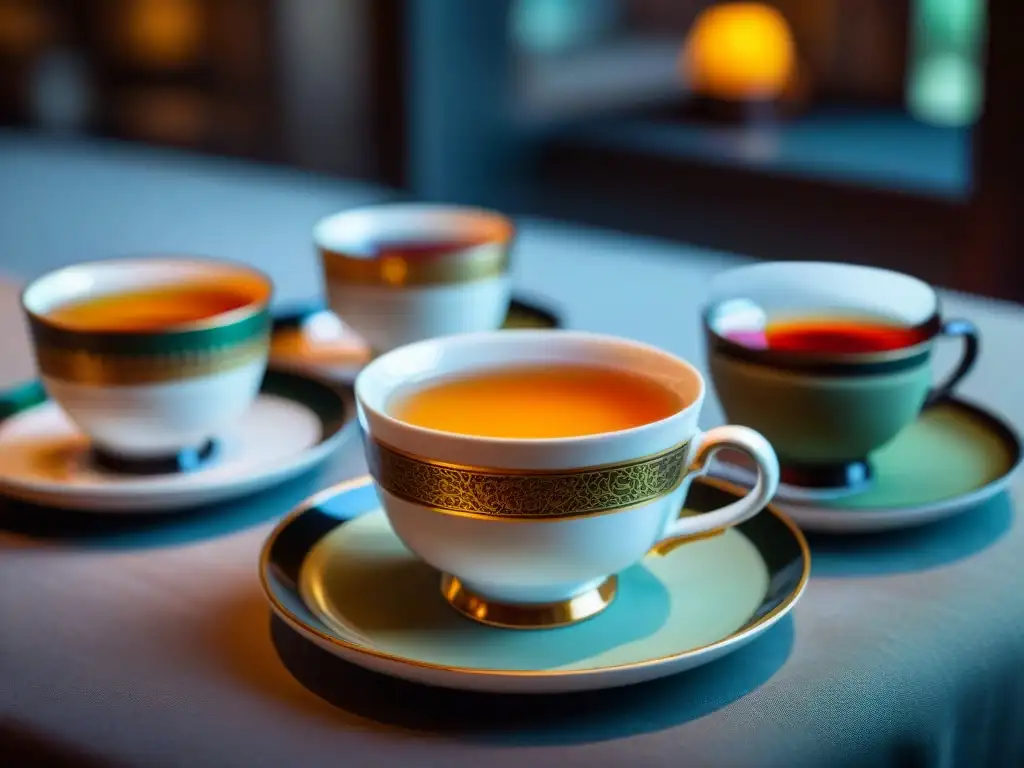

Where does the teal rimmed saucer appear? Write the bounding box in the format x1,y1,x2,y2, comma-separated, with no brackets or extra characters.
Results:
0,369,354,513
715,397,1021,533
259,476,809,694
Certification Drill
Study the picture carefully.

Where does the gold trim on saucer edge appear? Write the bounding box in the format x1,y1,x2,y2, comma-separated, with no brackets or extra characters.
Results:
258,475,812,681
365,438,691,520
441,574,618,629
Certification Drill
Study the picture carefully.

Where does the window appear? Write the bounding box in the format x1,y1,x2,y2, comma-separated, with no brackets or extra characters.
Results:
513,1,983,197
401,0,1022,302
2,1,1018,300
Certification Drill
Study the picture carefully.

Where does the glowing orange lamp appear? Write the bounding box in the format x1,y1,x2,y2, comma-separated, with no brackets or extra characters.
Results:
682,3,798,102
120,0,203,68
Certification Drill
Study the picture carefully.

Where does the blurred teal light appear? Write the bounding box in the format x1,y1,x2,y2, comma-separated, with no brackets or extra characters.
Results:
907,0,985,127
510,0,620,55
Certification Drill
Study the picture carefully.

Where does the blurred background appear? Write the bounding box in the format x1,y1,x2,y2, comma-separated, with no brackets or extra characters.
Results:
0,0,1020,301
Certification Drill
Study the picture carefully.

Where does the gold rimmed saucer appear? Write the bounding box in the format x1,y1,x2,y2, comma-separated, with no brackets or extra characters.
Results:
259,476,810,694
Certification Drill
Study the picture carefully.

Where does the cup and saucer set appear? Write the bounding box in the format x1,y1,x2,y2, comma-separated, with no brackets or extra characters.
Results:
262,328,809,693
701,262,1021,533
2,203,1017,697
269,205,559,383
0,257,355,512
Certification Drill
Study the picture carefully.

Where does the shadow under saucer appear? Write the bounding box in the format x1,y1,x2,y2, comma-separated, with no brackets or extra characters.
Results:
267,611,795,746
806,492,1014,577
0,463,336,550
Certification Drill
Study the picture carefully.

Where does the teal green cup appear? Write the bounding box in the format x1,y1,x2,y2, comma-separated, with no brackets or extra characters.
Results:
703,262,979,490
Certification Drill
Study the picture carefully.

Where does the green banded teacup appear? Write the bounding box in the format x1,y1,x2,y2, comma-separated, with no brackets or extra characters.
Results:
21,256,273,471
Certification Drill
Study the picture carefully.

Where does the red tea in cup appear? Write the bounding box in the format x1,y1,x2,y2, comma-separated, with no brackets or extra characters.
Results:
761,317,931,354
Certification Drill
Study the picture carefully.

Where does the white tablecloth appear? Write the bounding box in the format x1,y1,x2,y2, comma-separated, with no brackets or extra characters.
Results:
2,131,1023,768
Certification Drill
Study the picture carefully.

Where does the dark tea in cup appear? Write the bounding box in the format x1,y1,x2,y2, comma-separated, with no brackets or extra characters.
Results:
354,236,491,261
728,315,933,355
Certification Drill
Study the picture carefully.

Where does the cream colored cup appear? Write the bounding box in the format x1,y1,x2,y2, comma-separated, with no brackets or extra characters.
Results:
314,203,514,353
355,329,781,628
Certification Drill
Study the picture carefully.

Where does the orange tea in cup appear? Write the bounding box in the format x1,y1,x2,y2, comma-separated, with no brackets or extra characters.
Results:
389,364,684,439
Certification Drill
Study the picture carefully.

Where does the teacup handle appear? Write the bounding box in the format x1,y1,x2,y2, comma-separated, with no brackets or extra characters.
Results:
925,318,980,407
656,426,780,546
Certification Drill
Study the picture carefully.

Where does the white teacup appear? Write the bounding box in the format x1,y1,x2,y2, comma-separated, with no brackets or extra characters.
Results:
355,330,780,628
314,203,513,353
21,256,273,466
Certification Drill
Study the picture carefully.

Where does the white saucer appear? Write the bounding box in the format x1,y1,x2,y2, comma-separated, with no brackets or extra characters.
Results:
0,370,354,512
260,476,810,694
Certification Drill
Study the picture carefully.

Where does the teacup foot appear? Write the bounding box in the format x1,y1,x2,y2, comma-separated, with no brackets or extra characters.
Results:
91,440,219,476
780,458,873,492
440,574,618,630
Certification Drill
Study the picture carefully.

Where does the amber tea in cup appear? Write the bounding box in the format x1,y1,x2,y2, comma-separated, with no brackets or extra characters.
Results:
388,364,685,439
46,282,255,331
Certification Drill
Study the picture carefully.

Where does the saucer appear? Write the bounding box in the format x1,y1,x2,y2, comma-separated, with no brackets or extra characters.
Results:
269,296,560,380
259,476,809,694
0,369,354,512
717,398,1021,533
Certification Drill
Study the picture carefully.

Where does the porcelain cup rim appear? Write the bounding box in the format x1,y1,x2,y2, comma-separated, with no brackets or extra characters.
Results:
354,329,707,451
703,261,946,367
20,254,274,337
313,202,515,256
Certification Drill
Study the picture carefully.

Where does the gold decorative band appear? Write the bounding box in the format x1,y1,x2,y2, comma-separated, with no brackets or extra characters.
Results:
320,242,510,288
365,438,691,519
35,337,270,385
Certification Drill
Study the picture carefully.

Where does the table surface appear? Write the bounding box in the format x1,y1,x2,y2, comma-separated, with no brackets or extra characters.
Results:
2,131,1024,768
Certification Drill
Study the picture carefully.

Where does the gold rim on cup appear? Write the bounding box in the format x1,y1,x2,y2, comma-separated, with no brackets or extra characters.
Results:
364,437,692,521
315,204,515,288
322,242,512,287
